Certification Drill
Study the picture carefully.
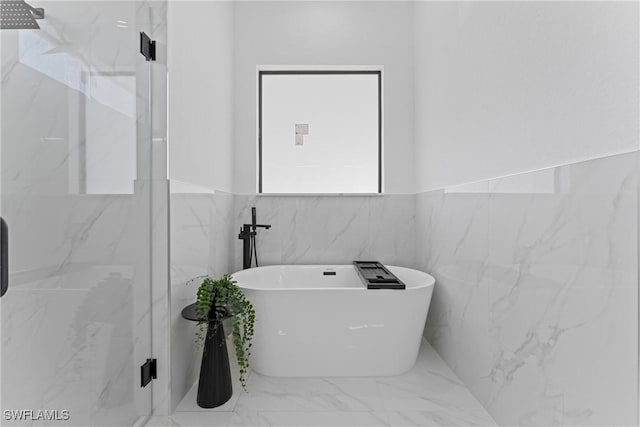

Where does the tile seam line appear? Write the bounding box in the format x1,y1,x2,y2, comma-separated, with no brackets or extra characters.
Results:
416,148,640,194
170,150,640,197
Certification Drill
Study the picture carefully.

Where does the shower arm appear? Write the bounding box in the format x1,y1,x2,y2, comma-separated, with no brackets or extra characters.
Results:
1,0,45,30
26,2,44,20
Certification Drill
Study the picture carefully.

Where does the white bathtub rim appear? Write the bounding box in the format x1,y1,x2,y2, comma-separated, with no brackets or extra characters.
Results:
231,264,435,291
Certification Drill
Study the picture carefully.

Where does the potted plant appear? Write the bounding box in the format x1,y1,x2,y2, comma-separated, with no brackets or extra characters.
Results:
183,274,255,408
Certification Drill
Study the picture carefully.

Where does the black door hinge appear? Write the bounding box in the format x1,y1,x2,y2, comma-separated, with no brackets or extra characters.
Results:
0,217,8,298
141,358,157,387
140,32,156,61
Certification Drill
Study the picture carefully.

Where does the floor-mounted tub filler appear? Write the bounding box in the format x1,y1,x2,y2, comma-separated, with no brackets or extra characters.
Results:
232,265,435,377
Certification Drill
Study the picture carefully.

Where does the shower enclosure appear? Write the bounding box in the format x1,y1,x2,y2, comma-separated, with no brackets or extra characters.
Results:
0,1,167,425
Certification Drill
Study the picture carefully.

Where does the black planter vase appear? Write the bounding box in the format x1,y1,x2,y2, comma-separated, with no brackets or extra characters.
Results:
181,303,233,408
197,320,233,408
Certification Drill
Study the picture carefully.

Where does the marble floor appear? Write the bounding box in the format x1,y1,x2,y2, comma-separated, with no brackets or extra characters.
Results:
146,340,496,427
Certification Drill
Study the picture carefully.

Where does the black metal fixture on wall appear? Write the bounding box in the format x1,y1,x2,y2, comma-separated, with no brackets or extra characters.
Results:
0,0,44,30
238,207,271,269
0,217,7,298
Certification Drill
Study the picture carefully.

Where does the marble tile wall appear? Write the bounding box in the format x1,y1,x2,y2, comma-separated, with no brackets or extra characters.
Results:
169,184,234,412
1,1,167,425
0,195,149,426
232,195,416,271
169,156,639,426
417,152,638,426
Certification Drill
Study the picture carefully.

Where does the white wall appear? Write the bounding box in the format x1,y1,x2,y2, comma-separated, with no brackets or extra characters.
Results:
233,1,415,194
414,1,639,192
168,1,234,192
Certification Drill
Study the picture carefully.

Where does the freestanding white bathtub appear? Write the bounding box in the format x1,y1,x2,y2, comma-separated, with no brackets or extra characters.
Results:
232,265,435,377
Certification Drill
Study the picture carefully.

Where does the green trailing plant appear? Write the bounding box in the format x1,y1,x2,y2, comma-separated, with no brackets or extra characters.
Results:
194,274,255,390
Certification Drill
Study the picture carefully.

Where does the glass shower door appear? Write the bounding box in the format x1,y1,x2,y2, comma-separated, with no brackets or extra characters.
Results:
0,1,160,425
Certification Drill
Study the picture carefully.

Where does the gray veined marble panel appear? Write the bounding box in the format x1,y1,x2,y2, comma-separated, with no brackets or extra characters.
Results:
232,195,416,271
485,153,638,426
419,189,493,403
211,191,235,278
292,196,370,265
418,151,639,427
368,195,416,267
169,186,236,413
2,268,139,425
1,196,154,426
169,190,217,413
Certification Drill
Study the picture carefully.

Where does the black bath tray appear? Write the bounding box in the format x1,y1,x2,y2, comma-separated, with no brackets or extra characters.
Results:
353,261,405,290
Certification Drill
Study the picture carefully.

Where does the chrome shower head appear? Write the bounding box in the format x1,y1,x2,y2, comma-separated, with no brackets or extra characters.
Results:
1,0,44,30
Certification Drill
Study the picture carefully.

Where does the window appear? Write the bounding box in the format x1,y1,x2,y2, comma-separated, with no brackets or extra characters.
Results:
259,70,382,193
